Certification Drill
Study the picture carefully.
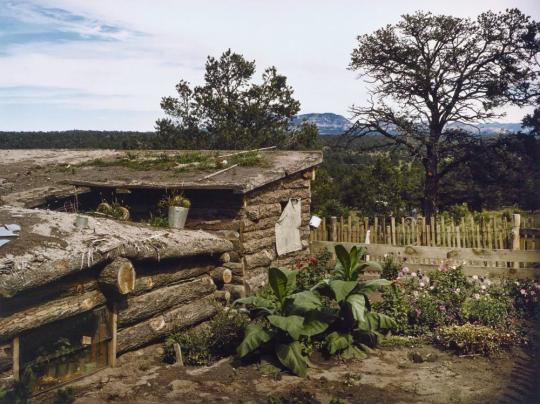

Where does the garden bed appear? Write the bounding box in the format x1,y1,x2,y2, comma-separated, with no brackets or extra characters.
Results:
37,340,538,403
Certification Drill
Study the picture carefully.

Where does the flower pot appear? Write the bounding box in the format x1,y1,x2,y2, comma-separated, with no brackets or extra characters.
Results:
168,206,189,229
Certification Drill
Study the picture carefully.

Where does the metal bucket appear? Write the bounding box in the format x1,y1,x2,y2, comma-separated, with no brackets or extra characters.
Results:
168,206,189,229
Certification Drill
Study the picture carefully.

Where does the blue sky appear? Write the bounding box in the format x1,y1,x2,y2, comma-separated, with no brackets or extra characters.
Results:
0,0,538,131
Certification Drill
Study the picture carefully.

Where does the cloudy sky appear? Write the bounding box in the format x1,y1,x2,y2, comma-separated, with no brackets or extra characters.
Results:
0,0,538,131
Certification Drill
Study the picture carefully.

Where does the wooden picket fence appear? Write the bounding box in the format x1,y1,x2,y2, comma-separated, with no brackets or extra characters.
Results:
309,214,540,251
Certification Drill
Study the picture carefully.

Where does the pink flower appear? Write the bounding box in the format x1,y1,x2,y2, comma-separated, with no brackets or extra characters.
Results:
402,267,410,273
520,289,527,295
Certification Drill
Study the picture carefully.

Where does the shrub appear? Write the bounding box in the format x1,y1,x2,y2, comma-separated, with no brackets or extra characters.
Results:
461,294,512,328
295,249,332,291
380,254,402,280
374,284,411,335
165,309,249,366
502,279,540,317
435,323,517,356
53,387,75,404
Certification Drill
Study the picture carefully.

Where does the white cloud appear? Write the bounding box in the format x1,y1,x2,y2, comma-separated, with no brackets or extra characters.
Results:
0,0,538,130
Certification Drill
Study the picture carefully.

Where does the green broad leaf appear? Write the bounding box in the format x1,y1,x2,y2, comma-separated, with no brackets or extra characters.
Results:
300,310,331,337
349,246,359,274
284,268,299,295
268,267,289,303
275,342,309,377
287,291,323,312
341,345,367,360
325,331,353,355
233,296,276,311
267,314,305,340
237,324,271,357
330,280,358,302
334,245,351,273
376,313,398,330
357,278,392,294
346,293,367,323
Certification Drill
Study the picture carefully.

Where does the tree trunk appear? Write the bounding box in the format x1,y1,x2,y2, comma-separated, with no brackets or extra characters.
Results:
116,295,218,354
422,148,439,222
118,276,215,328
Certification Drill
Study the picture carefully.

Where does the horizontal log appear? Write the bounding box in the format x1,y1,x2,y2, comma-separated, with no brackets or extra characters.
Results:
184,219,241,231
273,248,310,267
247,188,310,205
242,227,276,241
244,249,276,269
117,295,218,354
118,276,215,328
0,290,106,343
280,177,311,190
209,267,233,285
132,265,213,296
205,230,240,240
242,216,279,232
223,262,244,276
244,267,268,295
242,236,276,255
244,203,281,221
213,290,231,305
0,207,233,298
223,284,245,300
98,258,136,296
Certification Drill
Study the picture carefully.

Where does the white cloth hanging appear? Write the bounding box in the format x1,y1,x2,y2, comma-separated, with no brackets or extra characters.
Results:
275,199,302,256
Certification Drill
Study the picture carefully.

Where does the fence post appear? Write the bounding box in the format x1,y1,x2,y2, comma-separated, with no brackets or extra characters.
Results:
390,217,396,245
330,216,338,242
512,214,521,269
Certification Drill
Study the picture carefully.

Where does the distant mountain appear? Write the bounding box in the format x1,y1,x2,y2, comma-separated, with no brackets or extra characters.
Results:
292,113,352,135
292,113,523,136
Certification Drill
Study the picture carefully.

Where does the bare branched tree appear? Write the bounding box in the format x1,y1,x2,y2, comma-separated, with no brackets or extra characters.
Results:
348,9,540,219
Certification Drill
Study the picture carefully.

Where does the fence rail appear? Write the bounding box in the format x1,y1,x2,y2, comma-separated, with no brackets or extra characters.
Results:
311,241,540,279
309,214,539,251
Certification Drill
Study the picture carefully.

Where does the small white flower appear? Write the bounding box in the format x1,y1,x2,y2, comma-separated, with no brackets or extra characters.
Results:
472,275,479,281
450,265,457,270
429,286,435,290
384,253,388,258
454,288,460,294
402,267,409,273
515,281,520,286
474,293,480,300
485,279,492,286
481,285,487,290
413,291,419,297
411,272,417,277
531,291,536,296
520,289,527,295
419,282,425,288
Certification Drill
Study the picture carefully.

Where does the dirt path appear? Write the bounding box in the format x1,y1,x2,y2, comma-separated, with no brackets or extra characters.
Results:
37,343,536,404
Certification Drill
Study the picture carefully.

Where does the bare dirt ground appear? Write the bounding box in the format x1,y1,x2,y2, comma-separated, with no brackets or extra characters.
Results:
36,342,539,404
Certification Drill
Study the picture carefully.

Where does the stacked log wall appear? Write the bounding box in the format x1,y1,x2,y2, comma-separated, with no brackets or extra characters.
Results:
241,171,313,293
0,254,225,373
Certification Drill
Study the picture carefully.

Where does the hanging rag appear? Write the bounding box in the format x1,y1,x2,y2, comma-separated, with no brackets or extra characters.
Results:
275,199,302,256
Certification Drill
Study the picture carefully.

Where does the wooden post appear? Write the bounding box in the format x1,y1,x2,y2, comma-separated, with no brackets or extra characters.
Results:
108,306,118,367
512,214,521,269
173,343,184,367
390,217,396,245
12,336,19,381
330,217,338,242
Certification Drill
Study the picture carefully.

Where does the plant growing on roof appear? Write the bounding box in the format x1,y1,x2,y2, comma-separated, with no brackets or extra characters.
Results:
159,191,191,229
233,267,333,377
313,245,396,358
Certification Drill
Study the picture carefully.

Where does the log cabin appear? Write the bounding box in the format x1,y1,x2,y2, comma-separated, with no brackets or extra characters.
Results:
0,148,322,390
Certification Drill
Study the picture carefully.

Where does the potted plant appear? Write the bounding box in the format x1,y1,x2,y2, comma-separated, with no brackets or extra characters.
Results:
160,192,191,229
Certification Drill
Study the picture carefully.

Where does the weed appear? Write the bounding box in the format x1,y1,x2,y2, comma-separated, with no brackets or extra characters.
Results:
53,387,75,404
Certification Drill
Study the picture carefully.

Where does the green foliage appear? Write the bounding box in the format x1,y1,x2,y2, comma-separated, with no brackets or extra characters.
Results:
157,49,317,150
229,151,263,167
379,335,421,348
148,215,168,228
295,250,332,292
0,368,35,404
165,309,249,366
53,387,75,404
380,254,402,280
501,279,540,317
234,267,331,376
462,295,512,328
435,324,517,356
373,284,411,335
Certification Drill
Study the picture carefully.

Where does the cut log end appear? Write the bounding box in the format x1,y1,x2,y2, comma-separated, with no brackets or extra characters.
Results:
99,258,136,296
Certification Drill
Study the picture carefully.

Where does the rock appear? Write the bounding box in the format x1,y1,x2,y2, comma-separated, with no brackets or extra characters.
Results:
408,351,424,363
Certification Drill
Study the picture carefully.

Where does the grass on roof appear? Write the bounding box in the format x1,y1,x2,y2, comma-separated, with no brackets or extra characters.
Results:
75,150,264,172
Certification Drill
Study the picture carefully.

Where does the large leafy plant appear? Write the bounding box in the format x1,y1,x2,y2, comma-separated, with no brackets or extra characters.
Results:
314,245,396,357
233,267,331,376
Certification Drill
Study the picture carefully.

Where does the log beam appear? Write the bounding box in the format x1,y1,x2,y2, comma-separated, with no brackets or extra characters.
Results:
98,258,136,296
